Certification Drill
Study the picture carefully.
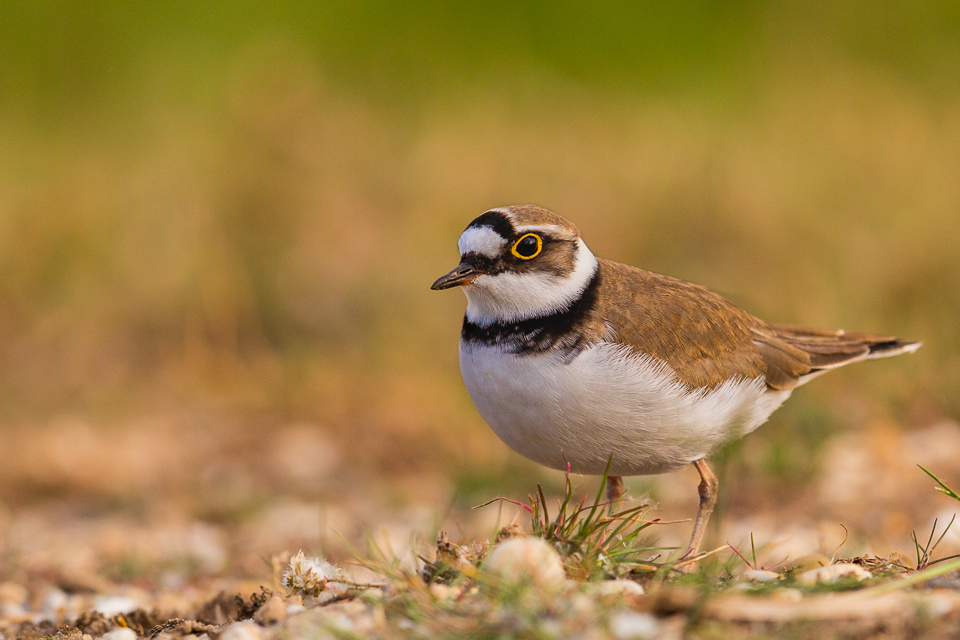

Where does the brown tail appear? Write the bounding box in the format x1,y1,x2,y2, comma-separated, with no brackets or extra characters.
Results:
752,322,920,391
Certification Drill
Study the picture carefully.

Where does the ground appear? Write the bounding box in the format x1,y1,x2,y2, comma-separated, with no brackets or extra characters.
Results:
2,419,960,640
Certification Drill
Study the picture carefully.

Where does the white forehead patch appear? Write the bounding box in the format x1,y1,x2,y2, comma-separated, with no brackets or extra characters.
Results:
458,225,507,258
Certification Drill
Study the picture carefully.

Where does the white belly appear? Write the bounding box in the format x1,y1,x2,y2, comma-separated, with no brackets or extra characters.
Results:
460,341,790,475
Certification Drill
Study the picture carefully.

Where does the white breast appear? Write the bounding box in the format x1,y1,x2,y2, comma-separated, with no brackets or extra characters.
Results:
460,341,790,476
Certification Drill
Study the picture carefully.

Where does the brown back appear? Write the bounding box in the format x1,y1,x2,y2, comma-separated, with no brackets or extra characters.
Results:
588,259,917,390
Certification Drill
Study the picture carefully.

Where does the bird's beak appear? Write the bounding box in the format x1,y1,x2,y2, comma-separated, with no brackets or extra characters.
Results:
431,263,482,290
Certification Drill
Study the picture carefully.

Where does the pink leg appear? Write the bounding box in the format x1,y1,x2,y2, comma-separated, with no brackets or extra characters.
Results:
680,459,719,561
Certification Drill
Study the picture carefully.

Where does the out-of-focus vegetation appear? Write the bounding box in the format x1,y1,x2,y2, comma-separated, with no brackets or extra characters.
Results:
0,2,958,516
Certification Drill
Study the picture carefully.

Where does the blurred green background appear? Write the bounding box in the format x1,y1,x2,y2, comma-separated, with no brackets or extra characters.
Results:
0,1,957,516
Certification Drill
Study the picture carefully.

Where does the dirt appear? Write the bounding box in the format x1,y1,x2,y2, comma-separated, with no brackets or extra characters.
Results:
1,556,959,639
0,421,958,639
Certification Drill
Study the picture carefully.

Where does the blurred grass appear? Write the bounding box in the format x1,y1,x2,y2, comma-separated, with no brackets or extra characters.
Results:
0,2,958,504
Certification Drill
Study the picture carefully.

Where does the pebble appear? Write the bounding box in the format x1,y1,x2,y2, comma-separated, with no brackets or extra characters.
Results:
609,611,660,639
94,595,140,617
799,563,872,585
784,553,831,573
741,569,780,583
253,594,286,625
218,621,262,640
483,537,566,592
43,587,69,614
99,629,137,640
591,580,645,598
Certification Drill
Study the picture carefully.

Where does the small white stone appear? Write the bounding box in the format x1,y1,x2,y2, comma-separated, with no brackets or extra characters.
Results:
285,604,306,617
592,580,645,597
94,596,140,617
799,563,872,585
609,611,660,640
483,537,566,592
218,620,262,640
43,587,69,614
99,629,137,640
741,569,780,583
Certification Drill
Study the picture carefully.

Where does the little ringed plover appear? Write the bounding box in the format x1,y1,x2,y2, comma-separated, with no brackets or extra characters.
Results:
431,205,920,561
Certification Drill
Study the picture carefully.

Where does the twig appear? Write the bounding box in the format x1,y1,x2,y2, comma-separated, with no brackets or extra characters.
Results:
671,544,731,571
319,594,355,607
472,496,534,514
727,540,755,570
332,579,390,589
829,523,849,564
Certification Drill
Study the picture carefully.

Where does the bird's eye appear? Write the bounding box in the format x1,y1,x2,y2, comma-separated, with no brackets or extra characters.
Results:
511,233,542,259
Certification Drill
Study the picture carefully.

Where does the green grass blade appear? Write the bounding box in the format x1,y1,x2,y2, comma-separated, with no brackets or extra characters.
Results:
850,556,960,599
931,514,956,554
555,473,574,534
583,457,614,532
918,464,960,501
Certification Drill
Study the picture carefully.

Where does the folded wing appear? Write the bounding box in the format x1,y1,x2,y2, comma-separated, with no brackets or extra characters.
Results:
752,323,921,390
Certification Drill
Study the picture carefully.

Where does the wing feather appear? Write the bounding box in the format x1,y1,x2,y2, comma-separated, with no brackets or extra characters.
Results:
589,260,919,391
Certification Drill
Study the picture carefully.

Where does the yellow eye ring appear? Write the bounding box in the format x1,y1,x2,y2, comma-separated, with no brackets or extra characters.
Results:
511,233,543,260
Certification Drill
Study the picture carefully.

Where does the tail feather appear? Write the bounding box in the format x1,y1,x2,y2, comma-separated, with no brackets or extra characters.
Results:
753,322,920,390
863,338,922,360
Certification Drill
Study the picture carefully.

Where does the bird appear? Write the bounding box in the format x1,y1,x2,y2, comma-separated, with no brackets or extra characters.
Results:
431,204,920,563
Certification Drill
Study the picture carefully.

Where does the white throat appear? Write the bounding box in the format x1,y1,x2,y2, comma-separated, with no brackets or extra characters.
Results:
463,239,599,326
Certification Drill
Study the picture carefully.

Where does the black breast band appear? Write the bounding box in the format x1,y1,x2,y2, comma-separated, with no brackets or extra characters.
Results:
461,268,601,358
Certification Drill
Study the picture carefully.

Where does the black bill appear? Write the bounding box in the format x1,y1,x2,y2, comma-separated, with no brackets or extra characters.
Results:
431,263,482,290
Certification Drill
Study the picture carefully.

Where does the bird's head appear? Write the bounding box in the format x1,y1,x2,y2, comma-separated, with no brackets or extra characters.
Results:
431,205,598,326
